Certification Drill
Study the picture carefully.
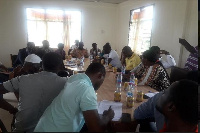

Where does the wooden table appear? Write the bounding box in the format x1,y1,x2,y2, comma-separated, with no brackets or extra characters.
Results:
97,71,157,119
66,58,157,131
64,58,90,72
66,59,157,119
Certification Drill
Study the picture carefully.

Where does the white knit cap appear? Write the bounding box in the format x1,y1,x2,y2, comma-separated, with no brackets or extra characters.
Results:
25,54,42,63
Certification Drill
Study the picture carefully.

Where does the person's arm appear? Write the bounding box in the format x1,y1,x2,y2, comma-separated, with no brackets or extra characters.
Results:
134,93,162,120
0,84,9,94
0,98,18,115
83,107,114,132
179,38,196,53
84,49,89,58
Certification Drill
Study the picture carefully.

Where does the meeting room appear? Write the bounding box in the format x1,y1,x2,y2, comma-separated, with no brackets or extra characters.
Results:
0,0,199,132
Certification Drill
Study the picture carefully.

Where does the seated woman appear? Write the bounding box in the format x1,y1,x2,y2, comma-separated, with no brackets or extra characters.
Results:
135,50,170,91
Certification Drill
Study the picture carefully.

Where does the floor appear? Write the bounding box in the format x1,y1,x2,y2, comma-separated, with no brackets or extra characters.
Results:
0,93,18,132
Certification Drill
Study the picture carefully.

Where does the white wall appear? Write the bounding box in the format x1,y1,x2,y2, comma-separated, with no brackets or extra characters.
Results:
0,0,198,68
0,0,118,67
117,0,198,68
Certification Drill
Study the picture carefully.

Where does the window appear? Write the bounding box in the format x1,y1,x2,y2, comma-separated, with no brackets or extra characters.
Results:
26,8,81,48
128,5,154,55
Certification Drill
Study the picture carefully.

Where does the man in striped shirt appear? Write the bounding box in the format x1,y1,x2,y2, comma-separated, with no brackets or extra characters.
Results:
179,38,198,71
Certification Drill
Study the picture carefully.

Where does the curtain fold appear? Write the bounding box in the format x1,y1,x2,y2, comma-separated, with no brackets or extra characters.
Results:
63,14,71,54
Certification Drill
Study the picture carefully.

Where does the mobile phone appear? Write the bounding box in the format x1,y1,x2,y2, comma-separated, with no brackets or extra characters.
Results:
121,113,131,123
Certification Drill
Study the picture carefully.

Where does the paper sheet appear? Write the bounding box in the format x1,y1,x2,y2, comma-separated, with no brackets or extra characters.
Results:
98,100,122,121
144,92,159,98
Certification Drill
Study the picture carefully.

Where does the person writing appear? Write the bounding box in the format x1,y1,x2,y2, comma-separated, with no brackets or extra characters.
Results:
34,63,114,132
121,46,141,71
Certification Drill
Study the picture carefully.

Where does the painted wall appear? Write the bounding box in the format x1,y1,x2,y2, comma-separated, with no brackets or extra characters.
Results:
116,0,198,68
0,0,118,67
0,0,197,68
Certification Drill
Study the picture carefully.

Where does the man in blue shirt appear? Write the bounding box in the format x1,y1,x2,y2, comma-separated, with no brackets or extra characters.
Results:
34,63,114,132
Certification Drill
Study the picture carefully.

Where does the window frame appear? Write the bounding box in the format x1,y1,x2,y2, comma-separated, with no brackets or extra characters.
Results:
128,4,154,55
26,8,82,48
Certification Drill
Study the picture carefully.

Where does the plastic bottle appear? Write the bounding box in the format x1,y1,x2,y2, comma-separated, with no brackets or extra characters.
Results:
121,65,126,74
130,72,135,89
105,57,108,66
114,87,121,102
126,83,134,108
116,72,122,91
89,54,93,64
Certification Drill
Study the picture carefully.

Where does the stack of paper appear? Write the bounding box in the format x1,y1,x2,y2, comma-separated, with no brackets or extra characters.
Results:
98,100,122,121
145,92,159,98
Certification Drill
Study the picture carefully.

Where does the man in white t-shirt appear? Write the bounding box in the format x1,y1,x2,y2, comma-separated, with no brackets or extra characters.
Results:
103,43,121,68
0,52,68,132
149,46,176,69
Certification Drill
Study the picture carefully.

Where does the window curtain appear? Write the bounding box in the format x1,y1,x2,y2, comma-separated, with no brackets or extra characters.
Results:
27,8,74,51
63,14,71,54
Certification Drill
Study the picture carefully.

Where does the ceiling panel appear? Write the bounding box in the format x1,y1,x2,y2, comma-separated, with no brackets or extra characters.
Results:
71,0,128,4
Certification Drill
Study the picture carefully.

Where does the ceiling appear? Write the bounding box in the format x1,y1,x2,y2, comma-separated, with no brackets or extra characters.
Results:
70,0,129,4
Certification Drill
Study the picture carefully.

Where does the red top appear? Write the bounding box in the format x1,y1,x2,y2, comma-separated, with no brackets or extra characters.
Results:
159,123,198,132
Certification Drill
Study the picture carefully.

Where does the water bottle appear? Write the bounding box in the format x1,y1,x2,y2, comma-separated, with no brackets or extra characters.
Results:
80,56,84,70
127,83,133,97
89,54,93,64
121,65,126,74
130,72,135,89
105,57,108,66
126,83,134,108
116,72,122,90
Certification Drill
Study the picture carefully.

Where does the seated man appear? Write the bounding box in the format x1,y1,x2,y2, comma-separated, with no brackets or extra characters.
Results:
71,42,89,58
68,40,79,55
134,71,199,132
149,46,176,69
0,62,9,83
55,43,66,60
41,40,52,53
179,38,198,71
90,43,101,57
11,54,42,78
103,43,121,68
34,63,114,132
13,42,35,67
121,46,141,71
156,79,198,132
0,52,68,132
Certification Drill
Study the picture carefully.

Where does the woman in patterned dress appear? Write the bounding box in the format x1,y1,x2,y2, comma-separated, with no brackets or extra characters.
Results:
135,50,170,91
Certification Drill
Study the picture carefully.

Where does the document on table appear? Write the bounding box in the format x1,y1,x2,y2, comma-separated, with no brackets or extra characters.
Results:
98,100,122,121
145,92,159,98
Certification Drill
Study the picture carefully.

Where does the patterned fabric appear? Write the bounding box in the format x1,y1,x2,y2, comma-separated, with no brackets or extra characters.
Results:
71,48,89,58
135,63,170,91
184,46,198,71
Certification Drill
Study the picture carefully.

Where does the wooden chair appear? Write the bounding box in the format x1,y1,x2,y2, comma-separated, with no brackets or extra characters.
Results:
0,119,7,132
10,54,17,67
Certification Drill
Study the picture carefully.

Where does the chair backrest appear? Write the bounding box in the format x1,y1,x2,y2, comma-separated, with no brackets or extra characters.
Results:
0,119,7,132
170,66,189,83
10,54,18,67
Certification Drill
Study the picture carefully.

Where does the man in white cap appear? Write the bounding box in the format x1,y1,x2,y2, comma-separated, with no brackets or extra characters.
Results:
11,54,42,78
0,52,67,132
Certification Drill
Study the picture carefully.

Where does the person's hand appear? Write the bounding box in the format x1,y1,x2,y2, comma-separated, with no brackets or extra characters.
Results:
160,50,169,55
103,106,115,120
